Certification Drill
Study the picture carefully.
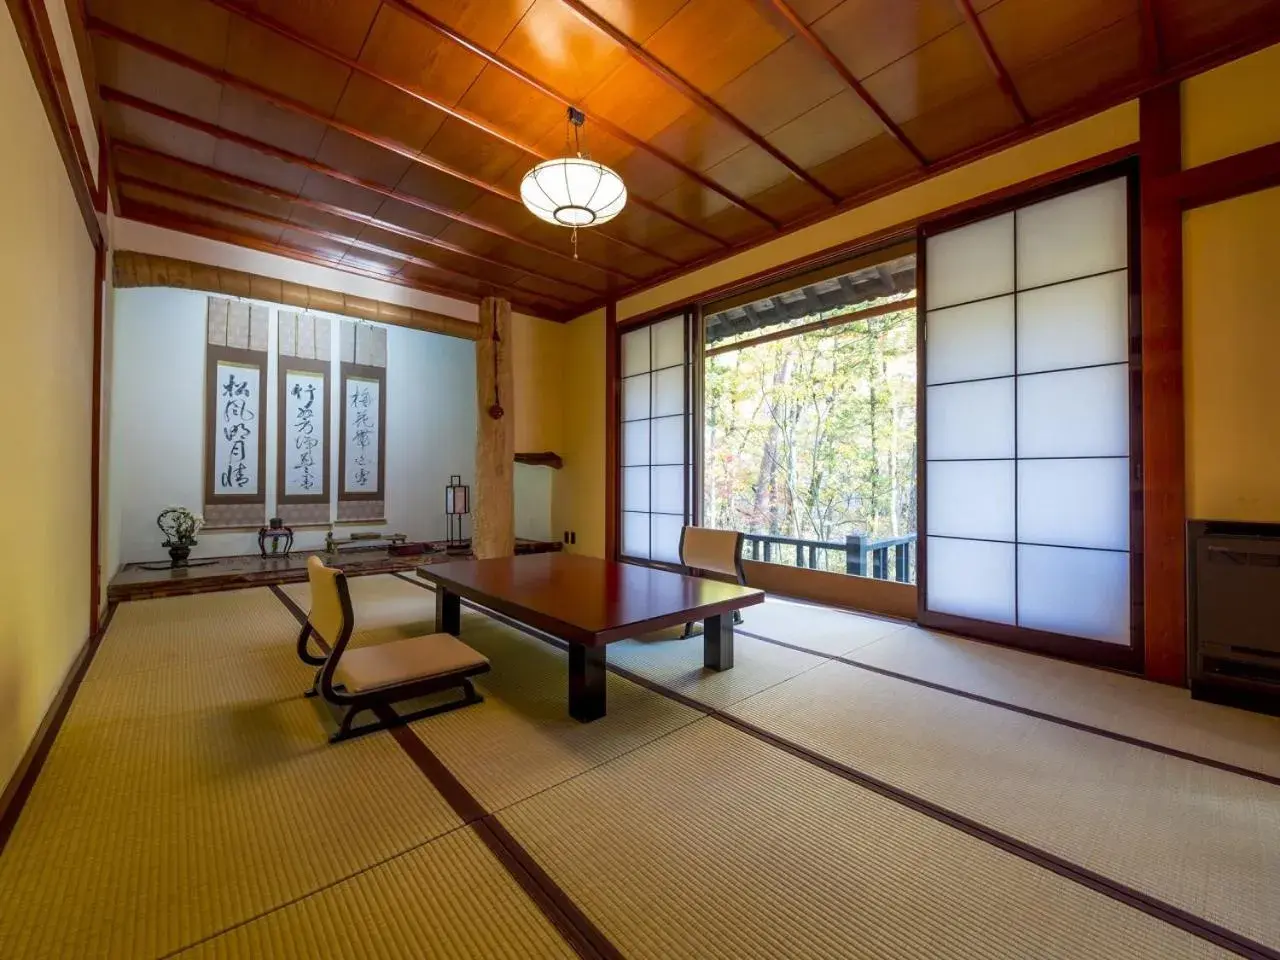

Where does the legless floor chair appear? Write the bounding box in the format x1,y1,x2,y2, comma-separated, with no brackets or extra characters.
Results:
679,527,748,638
296,557,489,742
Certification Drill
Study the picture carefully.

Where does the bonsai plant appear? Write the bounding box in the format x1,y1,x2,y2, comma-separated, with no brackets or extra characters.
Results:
157,507,204,566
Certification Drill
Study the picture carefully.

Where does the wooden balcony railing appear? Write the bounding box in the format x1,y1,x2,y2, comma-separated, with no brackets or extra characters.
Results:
741,532,916,583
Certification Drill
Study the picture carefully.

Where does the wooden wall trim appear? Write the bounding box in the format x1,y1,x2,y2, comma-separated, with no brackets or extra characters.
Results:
90,240,105,632
604,301,619,561
5,0,100,245
1138,86,1187,686
1162,140,1280,210
112,251,481,341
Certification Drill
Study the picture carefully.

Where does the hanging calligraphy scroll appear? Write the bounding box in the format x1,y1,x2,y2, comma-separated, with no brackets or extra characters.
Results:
337,319,387,522
204,298,269,528
276,310,332,525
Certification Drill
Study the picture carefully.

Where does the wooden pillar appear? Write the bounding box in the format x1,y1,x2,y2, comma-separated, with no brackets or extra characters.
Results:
1139,86,1186,685
474,297,514,559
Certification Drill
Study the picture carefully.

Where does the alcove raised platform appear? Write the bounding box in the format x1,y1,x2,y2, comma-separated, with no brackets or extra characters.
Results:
108,538,562,602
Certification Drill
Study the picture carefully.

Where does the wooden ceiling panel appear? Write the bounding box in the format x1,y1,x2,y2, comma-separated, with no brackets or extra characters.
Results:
713,35,847,136
115,153,297,221
581,59,696,142
696,202,777,247
1013,14,1144,118
1159,0,1280,63
734,170,831,223
357,4,490,107
453,67,570,147
899,83,1022,160
277,225,353,260
123,184,288,243
394,162,487,216
312,129,414,190
353,224,523,284
92,37,224,122
418,118,531,186
370,194,456,237
298,171,387,217
646,106,756,174
862,24,997,125
566,0,688,43
215,85,330,158
239,0,382,59
105,100,219,166
87,0,230,65
223,18,352,115
210,138,311,194
811,0,964,80
330,72,449,157
700,148,809,219
980,0,1138,72
641,0,789,95
497,0,632,100
283,203,366,238
402,0,538,49
765,89,884,174
807,131,920,198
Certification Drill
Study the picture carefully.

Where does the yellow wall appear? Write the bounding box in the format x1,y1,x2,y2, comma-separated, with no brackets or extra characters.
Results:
1182,42,1280,521
552,310,607,557
0,13,97,790
510,312,565,454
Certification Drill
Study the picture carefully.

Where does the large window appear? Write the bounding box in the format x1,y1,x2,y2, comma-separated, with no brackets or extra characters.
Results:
921,170,1139,663
619,314,693,565
702,249,918,582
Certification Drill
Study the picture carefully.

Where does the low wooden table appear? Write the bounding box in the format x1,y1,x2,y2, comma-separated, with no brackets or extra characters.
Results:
417,554,764,722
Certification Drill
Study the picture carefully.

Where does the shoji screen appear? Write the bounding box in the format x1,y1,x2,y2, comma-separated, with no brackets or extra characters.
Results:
922,174,1136,653
620,314,692,564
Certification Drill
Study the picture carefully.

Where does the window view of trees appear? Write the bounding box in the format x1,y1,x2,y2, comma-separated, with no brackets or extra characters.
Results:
703,298,918,580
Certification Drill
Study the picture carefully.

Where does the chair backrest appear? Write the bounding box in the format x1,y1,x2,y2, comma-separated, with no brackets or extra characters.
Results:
680,527,745,584
306,556,352,652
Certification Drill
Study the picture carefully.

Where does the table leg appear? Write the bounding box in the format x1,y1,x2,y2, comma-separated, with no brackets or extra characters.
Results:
704,613,734,671
569,643,606,722
435,588,460,636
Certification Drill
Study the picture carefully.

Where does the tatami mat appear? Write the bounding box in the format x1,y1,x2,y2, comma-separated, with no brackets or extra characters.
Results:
0,591,463,960
739,596,907,656
499,718,1229,959
728,659,1280,951
87,588,301,680
846,625,1280,779
177,827,575,960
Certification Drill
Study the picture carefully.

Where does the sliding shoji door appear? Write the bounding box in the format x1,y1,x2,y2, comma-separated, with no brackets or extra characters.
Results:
619,313,695,566
920,169,1141,667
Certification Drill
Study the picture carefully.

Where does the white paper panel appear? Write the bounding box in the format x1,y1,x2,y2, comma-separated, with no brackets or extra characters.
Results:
622,512,650,559
212,361,261,495
927,460,1015,541
622,374,650,421
1017,365,1129,458
283,370,324,496
925,296,1015,384
651,513,685,564
1017,271,1129,373
1018,544,1130,644
1017,178,1128,288
621,326,649,377
1018,458,1130,551
652,366,684,418
651,465,684,514
622,420,650,466
342,376,380,494
652,415,684,465
926,378,1015,460
926,212,1015,309
652,315,685,369
622,467,650,512
926,537,1016,624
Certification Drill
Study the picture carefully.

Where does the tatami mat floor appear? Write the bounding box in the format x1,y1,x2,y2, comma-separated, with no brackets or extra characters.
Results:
0,573,1275,959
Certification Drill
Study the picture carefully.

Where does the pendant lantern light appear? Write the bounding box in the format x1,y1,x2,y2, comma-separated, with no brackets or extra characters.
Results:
521,107,627,256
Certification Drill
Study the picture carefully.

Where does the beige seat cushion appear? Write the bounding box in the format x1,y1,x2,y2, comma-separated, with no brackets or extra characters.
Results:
334,633,489,694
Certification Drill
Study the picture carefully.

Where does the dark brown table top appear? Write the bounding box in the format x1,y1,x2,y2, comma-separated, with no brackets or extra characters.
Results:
417,553,763,645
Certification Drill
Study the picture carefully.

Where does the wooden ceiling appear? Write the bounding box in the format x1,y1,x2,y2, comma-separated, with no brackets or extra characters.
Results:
85,0,1280,320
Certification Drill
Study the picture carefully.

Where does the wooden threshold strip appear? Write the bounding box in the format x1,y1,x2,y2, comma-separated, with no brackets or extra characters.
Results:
704,296,917,358
267,584,622,960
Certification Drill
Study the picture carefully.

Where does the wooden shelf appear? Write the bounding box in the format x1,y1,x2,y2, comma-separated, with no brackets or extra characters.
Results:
515,451,563,469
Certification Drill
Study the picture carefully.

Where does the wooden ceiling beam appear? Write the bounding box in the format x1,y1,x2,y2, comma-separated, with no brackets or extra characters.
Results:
113,140,603,298
762,0,928,166
953,0,1031,124
198,0,728,252
1140,0,1165,74
555,0,840,203
87,17,673,270
378,0,781,229
98,86,639,284
118,173,570,312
